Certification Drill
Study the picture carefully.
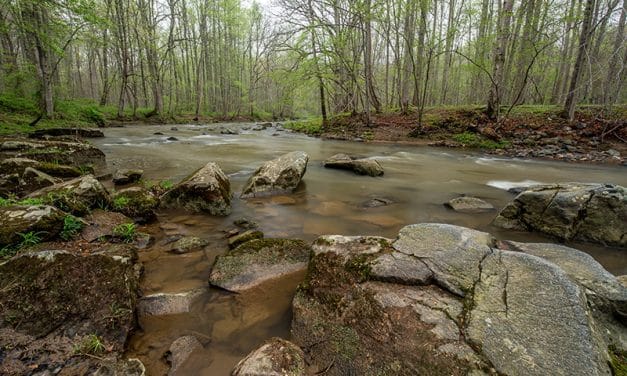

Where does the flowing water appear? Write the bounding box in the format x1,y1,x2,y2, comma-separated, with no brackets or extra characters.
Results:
92,123,627,375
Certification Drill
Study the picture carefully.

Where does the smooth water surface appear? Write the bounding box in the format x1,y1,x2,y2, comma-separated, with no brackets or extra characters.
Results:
92,123,627,375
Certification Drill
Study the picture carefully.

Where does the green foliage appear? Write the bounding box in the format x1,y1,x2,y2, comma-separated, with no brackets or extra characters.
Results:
0,197,45,207
113,223,136,243
113,196,130,210
610,345,627,376
17,231,44,248
452,132,510,149
284,118,323,135
60,215,83,241
0,94,38,114
74,334,105,355
159,180,174,190
0,245,17,259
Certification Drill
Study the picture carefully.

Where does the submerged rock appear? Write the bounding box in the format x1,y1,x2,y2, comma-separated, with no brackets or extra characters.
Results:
112,187,159,222
168,236,209,254
445,196,494,212
28,174,111,215
493,182,627,246
323,153,384,177
232,337,305,376
209,238,310,292
161,162,232,215
138,288,205,316
0,205,65,247
0,247,140,374
166,336,203,376
291,223,626,376
228,229,264,249
113,168,144,185
241,151,309,198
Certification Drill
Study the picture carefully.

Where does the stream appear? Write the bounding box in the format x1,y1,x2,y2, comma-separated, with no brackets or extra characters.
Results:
92,123,627,375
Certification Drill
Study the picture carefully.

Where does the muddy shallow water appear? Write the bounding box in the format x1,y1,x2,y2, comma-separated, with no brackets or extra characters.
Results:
92,123,627,375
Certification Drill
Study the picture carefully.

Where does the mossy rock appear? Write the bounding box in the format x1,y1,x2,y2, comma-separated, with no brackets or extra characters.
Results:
209,238,310,292
29,175,111,216
0,205,65,247
112,187,159,222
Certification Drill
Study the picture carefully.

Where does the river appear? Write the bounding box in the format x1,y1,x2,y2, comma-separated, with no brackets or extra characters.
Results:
92,123,627,375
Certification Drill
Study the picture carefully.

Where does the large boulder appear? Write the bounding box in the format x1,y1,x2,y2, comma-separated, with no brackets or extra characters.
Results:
160,162,232,215
0,245,140,374
241,151,309,198
322,153,384,177
209,238,310,292
493,183,626,247
28,174,111,215
291,224,626,376
0,205,65,247
232,337,306,376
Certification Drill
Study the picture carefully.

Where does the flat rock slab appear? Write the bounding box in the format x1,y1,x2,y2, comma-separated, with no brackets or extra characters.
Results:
82,210,134,242
232,337,305,376
292,223,625,375
209,238,310,292
241,151,309,198
446,196,494,212
466,250,607,376
1,138,106,168
323,153,384,177
138,288,205,316
161,162,232,215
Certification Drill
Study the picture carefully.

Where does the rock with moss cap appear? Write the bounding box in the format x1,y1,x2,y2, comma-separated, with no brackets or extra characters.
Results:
0,205,66,247
291,224,626,376
112,187,159,222
232,337,305,376
323,153,384,177
160,162,232,215
228,229,264,249
209,238,310,292
28,174,111,215
241,151,309,198
445,196,494,212
493,182,626,246
168,236,209,254
0,246,140,374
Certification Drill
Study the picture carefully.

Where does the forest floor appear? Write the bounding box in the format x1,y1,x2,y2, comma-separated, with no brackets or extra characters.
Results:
292,105,627,165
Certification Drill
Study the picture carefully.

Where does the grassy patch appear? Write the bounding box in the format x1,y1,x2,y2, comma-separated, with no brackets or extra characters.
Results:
610,345,627,376
284,117,323,135
60,215,84,241
113,223,136,243
0,197,46,207
452,132,511,149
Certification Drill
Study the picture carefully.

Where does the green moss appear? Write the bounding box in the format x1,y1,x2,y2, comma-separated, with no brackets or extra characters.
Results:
284,118,323,135
452,132,511,149
610,345,627,376
0,197,45,207
330,325,360,360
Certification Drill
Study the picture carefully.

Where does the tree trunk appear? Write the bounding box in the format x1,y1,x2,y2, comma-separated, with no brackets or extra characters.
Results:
487,0,514,120
563,0,596,121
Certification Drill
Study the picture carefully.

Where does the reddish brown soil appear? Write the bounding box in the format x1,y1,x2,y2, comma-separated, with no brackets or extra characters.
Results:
319,107,626,165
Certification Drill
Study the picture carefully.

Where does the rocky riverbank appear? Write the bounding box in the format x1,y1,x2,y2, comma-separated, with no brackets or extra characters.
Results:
0,128,625,375
305,107,627,165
